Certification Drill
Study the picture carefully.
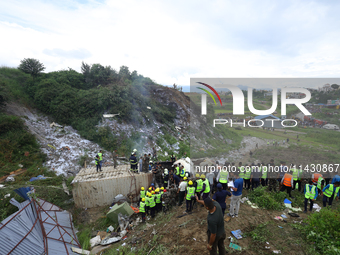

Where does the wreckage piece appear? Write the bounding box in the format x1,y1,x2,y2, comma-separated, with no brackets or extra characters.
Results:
100,236,122,245
0,198,81,255
106,202,134,224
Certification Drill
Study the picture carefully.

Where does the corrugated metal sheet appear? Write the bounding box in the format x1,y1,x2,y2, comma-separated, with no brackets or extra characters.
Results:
0,198,81,255
72,165,153,208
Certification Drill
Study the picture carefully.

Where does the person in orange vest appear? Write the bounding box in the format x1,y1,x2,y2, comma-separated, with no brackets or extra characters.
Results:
312,173,323,186
280,170,294,198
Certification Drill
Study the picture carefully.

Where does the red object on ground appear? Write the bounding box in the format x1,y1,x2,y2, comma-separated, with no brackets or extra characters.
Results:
131,206,139,213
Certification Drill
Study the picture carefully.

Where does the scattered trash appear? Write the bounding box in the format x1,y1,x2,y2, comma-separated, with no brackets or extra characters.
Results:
228,236,234,243
281,214,287,219
229,243,242,251
122,243,126,246
231,229,243,239
147,106,151,109
122,236,127,240
18,164,23,168
29,175,46,182
240,197,248,203
224,216,231,222
293,220,303,224
107,225,114,232
90,236,101,247
313,204,322,212
284,198,292,204
246,200,259,209
193,238,196,241
278,226,283,229
265,246,271,249
0,184,4,189
145,223,155,229
288,212,300,217
120,230,127,238
100,236,122,245
71,247,90,255
285,203,302,211
274,216,283,221
4,194,11,198
5,176,15,182
273,250,281,254
266,242,270,245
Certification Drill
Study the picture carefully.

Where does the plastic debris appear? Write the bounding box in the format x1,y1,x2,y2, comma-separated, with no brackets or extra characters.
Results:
285,203,302,211
266,242,270,245
71,247,90,255
0,184,5,189
4,194,11,198
274,216,283,221
151,229,157,235
281,214,287,219
231,229,243,239
100,236,122,245
90,236,101,247
288,212,300,217
107,226,114,232
246,200,259,209
265,246,271,249
313,204,321,212
278,226,283,229
229,243,242,251
120,230,127,238
193,238,196,241
5,176,15,182
122,243,126,246
273,250,281,254
240,197,248,203
284,198,292,204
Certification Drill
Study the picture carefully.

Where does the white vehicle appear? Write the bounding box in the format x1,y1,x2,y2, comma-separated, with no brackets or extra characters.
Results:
322,124,340,130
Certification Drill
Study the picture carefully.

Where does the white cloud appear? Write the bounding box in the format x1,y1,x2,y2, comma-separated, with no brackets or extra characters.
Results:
1,0,340,86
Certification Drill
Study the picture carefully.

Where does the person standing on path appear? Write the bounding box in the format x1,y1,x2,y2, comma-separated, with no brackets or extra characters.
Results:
195,197,226,255
212,183,231,216
112,150,118,169
229,171,243,218
97,150,103,169
139,156,143,172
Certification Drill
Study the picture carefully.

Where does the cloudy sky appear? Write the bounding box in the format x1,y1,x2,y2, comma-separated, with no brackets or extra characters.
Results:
1,0,340,88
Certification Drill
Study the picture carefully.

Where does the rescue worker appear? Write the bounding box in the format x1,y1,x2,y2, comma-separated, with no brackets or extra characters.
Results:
280,170,294,198
312,173,323,186
140,187,146,201
180,165,186,180
321,182,340,207
112,150,118,169
316,174,325,194
177,176,188,206
201,174,211,200
185,180,196,213
95,155,101,172
195,174,203,200
155,188,162,213
243,163,252,190
97,150,103,168
238,162,245,187
149,191,156,218
291,164,302,191
213,183,232,216
217,166,228,190
268,163,278,192
139,198,146,222
304,180,318,213
163,168,169,188
145,192,150,215
129,152,138,174
174,164,180,178
260,163,268,186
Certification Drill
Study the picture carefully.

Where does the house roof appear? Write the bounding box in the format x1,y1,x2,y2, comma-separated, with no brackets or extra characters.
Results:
0,196,80,255
254,115,281,120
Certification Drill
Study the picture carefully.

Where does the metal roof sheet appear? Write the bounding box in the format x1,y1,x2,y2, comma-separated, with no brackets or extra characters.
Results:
0,198,80,255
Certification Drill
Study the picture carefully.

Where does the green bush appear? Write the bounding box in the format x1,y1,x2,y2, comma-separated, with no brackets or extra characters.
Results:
302,207,340,254
248,186,287,210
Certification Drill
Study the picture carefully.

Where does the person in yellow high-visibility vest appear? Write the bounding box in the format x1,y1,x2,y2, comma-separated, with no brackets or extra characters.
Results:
217,168,228,190
304,181,317,213
139,198,146,222
238,162,245,188
322,182,340,207
97,150,103,169
243,163,252,190
291,164,302,192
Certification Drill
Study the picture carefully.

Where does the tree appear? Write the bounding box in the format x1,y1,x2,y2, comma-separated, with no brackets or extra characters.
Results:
18,58,45,78
331,84,339,90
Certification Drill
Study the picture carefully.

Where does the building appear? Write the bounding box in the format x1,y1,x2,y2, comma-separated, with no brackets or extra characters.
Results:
254,115,283,129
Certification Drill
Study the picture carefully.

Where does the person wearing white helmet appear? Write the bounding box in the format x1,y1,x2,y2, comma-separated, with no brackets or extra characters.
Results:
163,168,169,188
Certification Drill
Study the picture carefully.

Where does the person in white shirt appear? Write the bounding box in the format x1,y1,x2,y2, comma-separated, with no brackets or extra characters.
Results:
206,169,215,194
177,177,188,206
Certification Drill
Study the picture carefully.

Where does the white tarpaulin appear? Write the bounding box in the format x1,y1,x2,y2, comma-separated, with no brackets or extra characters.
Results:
173,157,194,174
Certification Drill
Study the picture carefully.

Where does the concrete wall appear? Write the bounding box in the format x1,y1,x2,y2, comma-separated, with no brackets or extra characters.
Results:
72,173,153,208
